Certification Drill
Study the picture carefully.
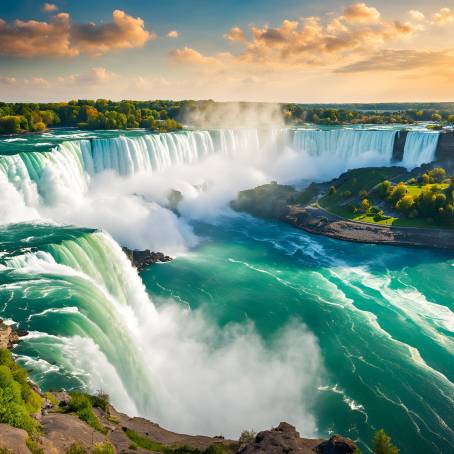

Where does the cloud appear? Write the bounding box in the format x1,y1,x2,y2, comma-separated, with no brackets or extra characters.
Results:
72,9,154,55
66,67,118,85
432,8,454,25
224,26,246,42
0,10,153,57
167,30,179,38
336,49,454,73
409,10,425,21
26,77,50,87
171,3,417,69
342,2,380,23
0,76,17,85
42,3,58,12
0,13,76,57
169,47,227,68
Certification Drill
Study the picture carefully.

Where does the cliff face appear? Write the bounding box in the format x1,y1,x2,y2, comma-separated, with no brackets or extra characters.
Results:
392,130,408,162
436,131,454,163
0,320,24,349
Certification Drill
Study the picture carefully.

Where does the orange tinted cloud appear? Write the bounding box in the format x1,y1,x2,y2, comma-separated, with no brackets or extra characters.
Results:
72,9,154,55
342,2,380,22
42,3,58,12
167,30,179,38
336,49,454,73
0,10,153,57
171,3,416,69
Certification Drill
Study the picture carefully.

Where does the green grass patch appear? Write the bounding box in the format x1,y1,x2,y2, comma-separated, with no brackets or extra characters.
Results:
66,392,107,434
320,167,405,217
26,437,44,454
352,214,397,226
406,183,449,197
123,428,225,454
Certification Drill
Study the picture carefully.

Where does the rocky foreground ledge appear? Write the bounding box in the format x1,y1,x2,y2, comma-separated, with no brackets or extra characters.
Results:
0,401,357,454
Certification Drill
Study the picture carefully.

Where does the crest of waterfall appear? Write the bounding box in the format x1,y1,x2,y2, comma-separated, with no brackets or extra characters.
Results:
401,131,440,170
292,129,396,166
1,231,158,417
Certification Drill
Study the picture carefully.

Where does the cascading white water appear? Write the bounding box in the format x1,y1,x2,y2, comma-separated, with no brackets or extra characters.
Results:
293,129,396,167
401,131,440,170
1,230,321,437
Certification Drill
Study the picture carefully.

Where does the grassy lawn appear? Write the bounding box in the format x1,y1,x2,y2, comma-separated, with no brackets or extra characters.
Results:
352,213,397,226
406,183,449,197
320,167,405,216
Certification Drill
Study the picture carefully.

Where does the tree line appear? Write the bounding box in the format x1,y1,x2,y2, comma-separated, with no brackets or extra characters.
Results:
2,99,454,134
0,99,185,134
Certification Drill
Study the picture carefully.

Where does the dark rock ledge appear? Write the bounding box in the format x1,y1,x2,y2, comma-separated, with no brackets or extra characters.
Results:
122,247,172,271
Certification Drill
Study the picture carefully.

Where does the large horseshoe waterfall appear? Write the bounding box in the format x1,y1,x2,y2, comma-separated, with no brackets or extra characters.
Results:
0,126,453,453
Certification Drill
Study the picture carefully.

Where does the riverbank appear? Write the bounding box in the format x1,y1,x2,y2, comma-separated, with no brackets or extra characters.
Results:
231,178,454,250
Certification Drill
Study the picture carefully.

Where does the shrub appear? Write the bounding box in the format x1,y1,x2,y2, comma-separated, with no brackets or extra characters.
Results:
92,442,116,454
66,443,87,454
377,180,391,198
239,430,256,446
328,186,336,196
67,392,107,434
26,437,44,454
388,183,407,204
360,198,370,213
91,391,110,413
0,361,38,434
204,445,226,454
396,195,414,213
428,167,446,183
373,429,399,454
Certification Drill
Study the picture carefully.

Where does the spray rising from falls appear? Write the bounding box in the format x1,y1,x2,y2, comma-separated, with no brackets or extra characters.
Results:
0,127,443,251
0,229,321,437
401,131,440,170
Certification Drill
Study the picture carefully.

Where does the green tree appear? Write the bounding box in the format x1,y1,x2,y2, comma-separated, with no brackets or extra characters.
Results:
431,113,442,122
0,116,21,133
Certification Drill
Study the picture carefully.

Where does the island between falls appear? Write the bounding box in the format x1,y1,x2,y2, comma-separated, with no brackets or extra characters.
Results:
232,165,454,249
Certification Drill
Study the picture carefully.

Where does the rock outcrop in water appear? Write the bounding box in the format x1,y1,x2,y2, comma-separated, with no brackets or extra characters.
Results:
0,319,27,349
122,247,172,271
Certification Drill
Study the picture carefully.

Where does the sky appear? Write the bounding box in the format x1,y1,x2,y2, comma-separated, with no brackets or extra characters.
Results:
0,0,453,102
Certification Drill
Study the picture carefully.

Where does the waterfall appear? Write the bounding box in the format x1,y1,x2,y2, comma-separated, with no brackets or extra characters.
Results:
293,129,396,166
1,231,158,416
0,227,320,437
401,131,440,170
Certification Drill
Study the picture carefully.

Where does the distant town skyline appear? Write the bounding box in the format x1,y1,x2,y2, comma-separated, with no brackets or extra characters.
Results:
0,0,453,102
